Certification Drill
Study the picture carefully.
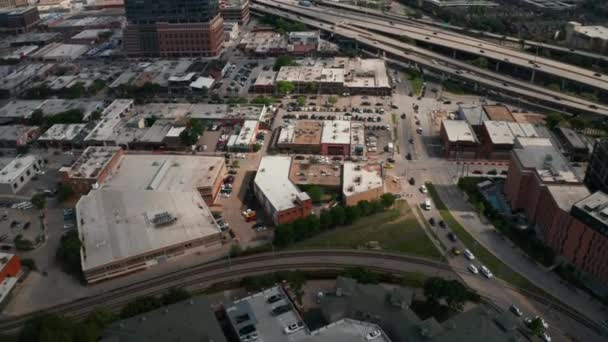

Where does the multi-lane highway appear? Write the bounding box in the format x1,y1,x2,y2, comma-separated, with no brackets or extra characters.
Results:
251,0,608,117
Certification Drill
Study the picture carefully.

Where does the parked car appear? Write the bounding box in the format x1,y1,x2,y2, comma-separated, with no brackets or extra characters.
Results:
451,247,462,255
365,330,382,340
420,185,428,194
463,249,475,260
480,265,493,278
284,321,305,334
509,304,523,317
438,220,446,228
468,264,479,275
447,232,457,242
271,304,292,316
429,218,435,226
267,294,283,304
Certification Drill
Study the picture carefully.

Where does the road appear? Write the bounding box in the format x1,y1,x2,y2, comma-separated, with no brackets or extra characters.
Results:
251,0,608,117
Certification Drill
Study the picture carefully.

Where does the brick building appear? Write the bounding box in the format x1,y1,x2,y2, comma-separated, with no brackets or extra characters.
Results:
504,137,608,286
219,0,250,24
123,0,224,57
585,139,608,193
342,162,384,206
254,156,312,225
59,146,124,194
439,120,479,159
0,253,20,304
0,6,39,33
321,120,351,156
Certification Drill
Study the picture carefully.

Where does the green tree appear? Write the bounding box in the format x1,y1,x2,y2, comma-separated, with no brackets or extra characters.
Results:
21,258,37,271
344,205,361,224
120,296,162,319
252,143,262,152
297,95,306,107
161,287,191,306
145,115,158,127
329,205,346,226
179,129,198,146
357,200,372,216
56,230,82,276
274,223,295,247
57,184,74,202
84,308,115,329
30,109,44,126
380,193,396,208
277,81,295,95
544,112,563,129
569,116,587,131
89,110,102,121
320,210,333,230
471,57,488,69
31,193,46,210
273,55,297,71
529,317,545,336
327,95,338,105
306,185,324,204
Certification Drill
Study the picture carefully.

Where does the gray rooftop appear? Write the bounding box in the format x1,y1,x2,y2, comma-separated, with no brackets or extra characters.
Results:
458,105,487,126
0,155,39,184
441,120,478,143
101,296,227,342
513,137,579,184
342,162,383,198
572,191,608,233
547,185,591,211
557,126,588,150
37,123,88,142
64,146,121,179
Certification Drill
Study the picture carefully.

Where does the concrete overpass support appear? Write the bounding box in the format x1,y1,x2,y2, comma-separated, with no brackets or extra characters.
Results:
530,69,536,83
495,61,500,72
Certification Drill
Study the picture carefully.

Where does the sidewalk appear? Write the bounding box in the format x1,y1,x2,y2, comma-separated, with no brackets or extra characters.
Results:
435,183,608,324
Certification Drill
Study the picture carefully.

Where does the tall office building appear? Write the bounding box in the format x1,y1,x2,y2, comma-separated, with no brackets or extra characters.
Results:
585,139,608,193
123,0,224,57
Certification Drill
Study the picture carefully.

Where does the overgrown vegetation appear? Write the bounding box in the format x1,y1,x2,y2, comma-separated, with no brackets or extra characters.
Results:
30,109,85,131
261,15,308,34
17,309,114,342
457,177,555,266
179,118,205,146
56,230,83,278
273,55,299,71
22,80,106,100
274,194,397,247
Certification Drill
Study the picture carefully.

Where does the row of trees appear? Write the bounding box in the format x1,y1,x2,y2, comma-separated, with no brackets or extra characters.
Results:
120,288,191,319
30,109,91,131
261,15,308,35
179,118,205,146
17,308,114,342
273,194,396,247
423,277,480,311
22,80,106,100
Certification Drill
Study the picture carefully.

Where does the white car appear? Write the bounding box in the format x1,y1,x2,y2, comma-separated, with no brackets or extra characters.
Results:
416,127,423,134
468,264,479,275
365,330,382,340
541,332,551,342
480,265,493,278
535,316,549,329
463,249,475,260
420,185,428,194
284,321,305,334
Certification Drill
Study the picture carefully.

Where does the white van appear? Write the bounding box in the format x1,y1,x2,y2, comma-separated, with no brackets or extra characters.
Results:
424,198,432,210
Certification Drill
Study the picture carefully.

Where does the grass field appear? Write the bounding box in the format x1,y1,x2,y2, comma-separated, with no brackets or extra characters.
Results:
425,183,541,292
292,202,442,260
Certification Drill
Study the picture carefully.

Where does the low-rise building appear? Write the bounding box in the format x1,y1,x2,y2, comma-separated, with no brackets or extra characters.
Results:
342,162,384,206
30,43,90,61
439,120,479,159
84,99,134,145
76,153,226,283
59,146,123,194
219,0,249,24
0,154,42,194
554,126,589,162
0,125,39,147
565,22,608,55
321,120,351,155
254,156,312,225
70,29,112,44
0,6,39,33
480,121,545,160
37,123,91,148
0,253,20,305
276,120,322,154
0,63,55,97
227,120,258,151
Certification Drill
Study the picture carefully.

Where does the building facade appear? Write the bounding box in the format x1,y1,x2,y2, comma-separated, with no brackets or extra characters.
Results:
123,0,224,57
0,6,39,33
0,155,42,194
219,0,249,24
59,146,124,194
585,139,608,193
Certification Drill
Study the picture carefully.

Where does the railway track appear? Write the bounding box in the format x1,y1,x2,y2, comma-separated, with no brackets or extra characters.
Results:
0,249,603,335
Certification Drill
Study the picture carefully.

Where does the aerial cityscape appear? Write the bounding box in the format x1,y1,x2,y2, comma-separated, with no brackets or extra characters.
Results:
0,0,605,341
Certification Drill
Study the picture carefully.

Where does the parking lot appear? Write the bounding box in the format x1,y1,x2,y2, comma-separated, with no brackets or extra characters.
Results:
0,200,44,251
213,58,275,98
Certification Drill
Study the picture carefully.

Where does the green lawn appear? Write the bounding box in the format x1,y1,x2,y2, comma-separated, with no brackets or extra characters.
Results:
292,202,442,260
425,183,540,293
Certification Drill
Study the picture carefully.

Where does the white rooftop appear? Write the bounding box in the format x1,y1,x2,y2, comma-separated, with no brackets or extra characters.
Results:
484,121,541,145
85,99,133,142
0,100,43,119
0,155,39,184
101,154,225,192
38,123,86,141
234,120,257,146
255,156,310,212
322,120,351,145
441,120,477,143
342,162,383,197
64,146,121,179
514,137,579,184
77,189,220,271
165,126,185,138
190,76,215,89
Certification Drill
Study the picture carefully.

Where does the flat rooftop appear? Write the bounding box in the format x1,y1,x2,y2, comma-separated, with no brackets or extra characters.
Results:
441,120,478,143
343,162,383,198
77,188,220,271
547,185,591,211
303,319,391,342
290,161,341,187
37,123,87,142
482,105,515,122
483,121,542,145
71,29,111,41
573,191,608,228
557,126,587,150
255,156,310,212
133,103,194,121
572,23,608,39
38,99,104,120
0,155,39,184
514,137,579,183
458,105,487,126
0,100,43,119
278,121,322,146
65,146,121,179
254,70,277,87
85,99,133,142
33,43,90,60
101,154,225,192
234,120,258,146
322,120,351,145
190,104,229,120
101,296,227,342
0,125,37,142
